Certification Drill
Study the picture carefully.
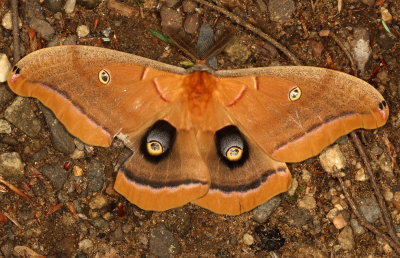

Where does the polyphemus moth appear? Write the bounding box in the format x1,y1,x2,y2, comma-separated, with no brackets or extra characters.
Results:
7,45,388,215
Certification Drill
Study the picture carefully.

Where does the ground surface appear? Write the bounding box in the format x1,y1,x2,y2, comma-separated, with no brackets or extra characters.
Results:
0,0,400,257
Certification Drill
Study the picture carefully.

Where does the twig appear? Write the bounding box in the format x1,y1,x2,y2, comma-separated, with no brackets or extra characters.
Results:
1,211,22,228
0,176,33,204
337,176,400,254
11,0,21,63
192,0,302,65
351,133,400,246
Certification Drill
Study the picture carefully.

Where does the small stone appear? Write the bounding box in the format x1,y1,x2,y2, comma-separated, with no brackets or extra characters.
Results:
2,12,22,30
380,7,392,23
224,41,251,63
351,27,371,73
73,165,83,176
160,7,183,33
332,213,348,229
43,0,64,12
182,0,197,13
70,149,85,159
78,239,93,252
0,119,12,134
287,177,298,196
29,17,55,40
149,223,181,257
350,219,365,236
0,152,25,180
0,53,12,82
358,196,382,223
360,0,375,7
338,226,354,250
392,191,400,210
252,196,281,223
319,144,346,173
383,190,393,201
301,169,311,183
297,195,316,210
76,25,90,37
77,0,100,9
4,97,42,137
1,241,13,257
87,160,105,192
165,0,179,7
310,40,324,58
243,233,254,246
184,13,200,34
40,164,69,190
326,207,339,220
89,194,109,209
268,0,295,23
354,168,367,181
64,0,76,14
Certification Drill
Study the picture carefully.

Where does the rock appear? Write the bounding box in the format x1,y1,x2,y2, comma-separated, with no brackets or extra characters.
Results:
184,13,200,34
165,0,179,8
380,7,392,23
354,168,367,181
224,41,251,63
332,213,348,229
243,233,254,246
287,177,298,196
149,223,181,258
296,244,328,258
4,97,42,137
0,53,12,82
350,218,365,235
87,159,105,192
1,241,13,257
319,144,346,173
392,191,400,210
40,164,69,190
38,103,75,155
64,0,76,13
182,0,197,13
78,239,93,253
73,165,83,176
360,0,375,6
77,0,100,9
0,86,15,113
301,169,311,183
0,119,12,134
357,195,382,223
29,17,55,40
351,27,371,73
252,196,281,223
76,25,90,37
160,7,183,33
289,208,313,227
255,0,268,13
268,0,295,23
43,0,64,12
89,194,109,210
0,152,25,180
338,226,354,250
297,195,316,210
310,40,324,57
70,149,85,159
2,11,22,30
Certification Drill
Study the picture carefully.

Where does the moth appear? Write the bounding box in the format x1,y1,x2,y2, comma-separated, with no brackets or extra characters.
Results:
7,45,388,215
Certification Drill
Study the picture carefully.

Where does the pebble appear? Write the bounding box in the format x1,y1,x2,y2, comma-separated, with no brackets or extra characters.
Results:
0,119,12,134
332,213,348,229
76,25,90,37
296,244,328,257
87,159,105,192
301,169,311,183
0,152,25,180
149,223,181,257
70,149,85,159
1,12,22,30
318,144,346,174
357,196,382,223
40,164,69,190
243,233,254,246
4,97,42,138
29,17,55,40
0,241,13,257
392,191,400,210
64,0,77,14
383,189,393,201
350,27,371,73
338,226,354,250
380,7,392,23
360,0,375,6
0,86,15,113
354,168,367,181
289,208,313,227
287,177,298,196
297,195,316,210
77,0,100,9
78,239,93,253
184,13,200,34
73,165,84,176
38,103,75,155
182,0,197,13
268,0,295,23
165,0,179,8
252,196,282,223
0,53,12,82
160,6,183,33
89,194,110,210
43,0,64,12
224,41,251,63
350,218,365,236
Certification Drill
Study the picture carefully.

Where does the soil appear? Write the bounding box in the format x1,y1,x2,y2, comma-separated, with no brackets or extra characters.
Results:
0,0,400,257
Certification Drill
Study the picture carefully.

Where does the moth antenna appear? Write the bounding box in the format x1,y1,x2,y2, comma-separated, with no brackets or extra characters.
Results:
201,29,236,61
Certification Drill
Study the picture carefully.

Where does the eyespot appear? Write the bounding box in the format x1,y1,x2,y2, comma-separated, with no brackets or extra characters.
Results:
12,66,21,74
378,100,387,110
146,141,163,156
140,120,176,163
216,125,248,167
98,69,110,84
288,86,302,101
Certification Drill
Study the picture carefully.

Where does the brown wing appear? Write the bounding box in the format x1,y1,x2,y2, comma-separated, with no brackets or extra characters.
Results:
214,66,388,162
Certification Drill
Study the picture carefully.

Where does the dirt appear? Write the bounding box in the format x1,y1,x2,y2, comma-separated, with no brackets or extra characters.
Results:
0,0,400,257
